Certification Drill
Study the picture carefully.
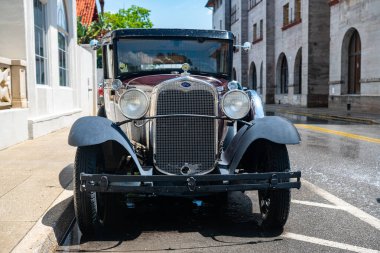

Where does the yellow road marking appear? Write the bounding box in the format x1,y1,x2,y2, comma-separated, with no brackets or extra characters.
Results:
295,124,380,144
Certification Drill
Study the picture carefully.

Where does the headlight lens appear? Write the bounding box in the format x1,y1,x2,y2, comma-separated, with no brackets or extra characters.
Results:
119,89,149,119
221,90,250,119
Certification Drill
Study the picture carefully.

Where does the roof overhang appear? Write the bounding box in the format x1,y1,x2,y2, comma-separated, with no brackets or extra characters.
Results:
205,0,214,8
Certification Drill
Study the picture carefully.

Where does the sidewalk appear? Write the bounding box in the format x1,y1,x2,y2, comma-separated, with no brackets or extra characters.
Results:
0,128,75,253
264,104,380,124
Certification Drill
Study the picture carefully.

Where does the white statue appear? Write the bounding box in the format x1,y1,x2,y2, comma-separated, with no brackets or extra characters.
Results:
0,68,11,103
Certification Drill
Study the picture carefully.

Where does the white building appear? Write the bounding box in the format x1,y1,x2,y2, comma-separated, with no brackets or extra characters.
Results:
0,0,97,149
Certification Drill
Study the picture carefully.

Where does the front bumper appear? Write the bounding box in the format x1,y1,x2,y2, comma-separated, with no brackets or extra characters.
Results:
80,171,301,195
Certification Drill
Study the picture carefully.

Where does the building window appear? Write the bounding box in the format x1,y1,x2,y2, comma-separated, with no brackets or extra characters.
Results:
57,0,69,86
249,62,257,90
233,34,240,53
34,0,47,85
260,19,263,39
253,23,257,41
283,3,289,26
259,62,263,94
231,4,238,24
348,30,361,94
294,48,302,94
219,20,222,29
295,0,301,21
280,56,288,94
249,0,262,10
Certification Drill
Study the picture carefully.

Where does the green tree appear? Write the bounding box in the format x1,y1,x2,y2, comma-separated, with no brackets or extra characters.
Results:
77,15,110,44
103,5,153,30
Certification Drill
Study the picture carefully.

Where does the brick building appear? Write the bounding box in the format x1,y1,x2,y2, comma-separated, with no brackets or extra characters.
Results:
206,0,380,111
328,0,380,112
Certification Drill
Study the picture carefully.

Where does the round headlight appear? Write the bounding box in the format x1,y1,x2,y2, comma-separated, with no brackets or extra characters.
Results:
119,89,149,119
221,90,250,119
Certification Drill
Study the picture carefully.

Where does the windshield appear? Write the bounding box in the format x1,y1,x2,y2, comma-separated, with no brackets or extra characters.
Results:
116,38,230,77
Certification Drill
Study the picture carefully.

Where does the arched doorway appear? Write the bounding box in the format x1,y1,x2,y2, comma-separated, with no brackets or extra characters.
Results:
294,48,302,94
348,30,361,94
249,62,257,90
277,53,288,94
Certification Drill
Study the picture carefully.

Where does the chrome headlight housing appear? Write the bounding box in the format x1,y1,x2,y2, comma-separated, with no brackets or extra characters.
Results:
119,89,149,119
221,90,250,119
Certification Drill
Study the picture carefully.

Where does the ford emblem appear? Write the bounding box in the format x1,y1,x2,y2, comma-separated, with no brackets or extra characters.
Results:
181,82,191,88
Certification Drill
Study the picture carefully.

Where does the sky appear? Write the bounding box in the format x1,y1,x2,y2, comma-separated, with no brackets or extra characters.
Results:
97,0,213,29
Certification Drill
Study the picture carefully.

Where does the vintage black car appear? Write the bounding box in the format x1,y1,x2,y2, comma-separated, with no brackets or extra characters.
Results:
68,29,301,235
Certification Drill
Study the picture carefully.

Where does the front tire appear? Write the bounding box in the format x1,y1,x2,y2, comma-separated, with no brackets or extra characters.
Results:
73,146,115,235
255,142,291,229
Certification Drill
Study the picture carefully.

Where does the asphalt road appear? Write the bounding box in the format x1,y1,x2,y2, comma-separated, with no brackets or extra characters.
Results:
57,114,380,253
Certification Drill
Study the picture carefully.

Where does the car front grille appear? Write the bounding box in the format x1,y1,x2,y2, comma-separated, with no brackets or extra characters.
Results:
154,79,217,175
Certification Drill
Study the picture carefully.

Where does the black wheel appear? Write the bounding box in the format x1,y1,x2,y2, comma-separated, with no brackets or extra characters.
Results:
207,192,229,208
97,105,106,118
73,145,115,235
255,142,291,229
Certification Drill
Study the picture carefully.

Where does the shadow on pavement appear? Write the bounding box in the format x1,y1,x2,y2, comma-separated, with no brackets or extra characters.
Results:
41,196,74,245
38,164,75,247
59,164,73,190
64,191,283,250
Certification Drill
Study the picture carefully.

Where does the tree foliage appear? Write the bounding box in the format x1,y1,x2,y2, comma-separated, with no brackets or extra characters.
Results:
77,15,110,44
77,5,153,44
103,5,153,30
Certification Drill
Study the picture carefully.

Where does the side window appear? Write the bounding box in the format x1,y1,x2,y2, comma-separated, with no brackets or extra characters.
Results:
102,45,108,79
103,45,114,79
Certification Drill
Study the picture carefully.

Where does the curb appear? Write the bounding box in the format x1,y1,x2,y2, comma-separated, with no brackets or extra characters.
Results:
11,183,74,253
268,109,380,125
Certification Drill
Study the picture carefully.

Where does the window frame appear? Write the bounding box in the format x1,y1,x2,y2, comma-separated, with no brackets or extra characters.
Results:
283,3,290,27
231,4,238,25
57,0,69,87
295,0,301,22
248,0,263,10
34,0,48,85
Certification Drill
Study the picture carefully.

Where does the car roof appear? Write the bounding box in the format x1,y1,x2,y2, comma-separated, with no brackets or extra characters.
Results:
109,28,234,41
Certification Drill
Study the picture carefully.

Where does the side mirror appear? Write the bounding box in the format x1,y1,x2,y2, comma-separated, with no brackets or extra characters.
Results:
90,39,100,50
242,42,252,51
233,42,252,52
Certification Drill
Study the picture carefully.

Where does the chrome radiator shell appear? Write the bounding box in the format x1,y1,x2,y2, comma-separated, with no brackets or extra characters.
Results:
151,76,218,175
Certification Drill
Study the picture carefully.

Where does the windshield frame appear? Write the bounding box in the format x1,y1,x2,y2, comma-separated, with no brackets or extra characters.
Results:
113,36,233,80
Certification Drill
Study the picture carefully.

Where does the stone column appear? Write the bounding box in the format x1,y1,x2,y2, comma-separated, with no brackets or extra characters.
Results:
11,59,28,108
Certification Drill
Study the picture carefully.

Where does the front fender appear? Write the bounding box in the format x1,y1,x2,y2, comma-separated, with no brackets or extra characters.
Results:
221,116,300,171
246,90,264,120
68,116,144,173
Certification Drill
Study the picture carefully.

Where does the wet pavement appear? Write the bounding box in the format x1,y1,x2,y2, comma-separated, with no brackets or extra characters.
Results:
57,113,380,252
266,111,351,125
